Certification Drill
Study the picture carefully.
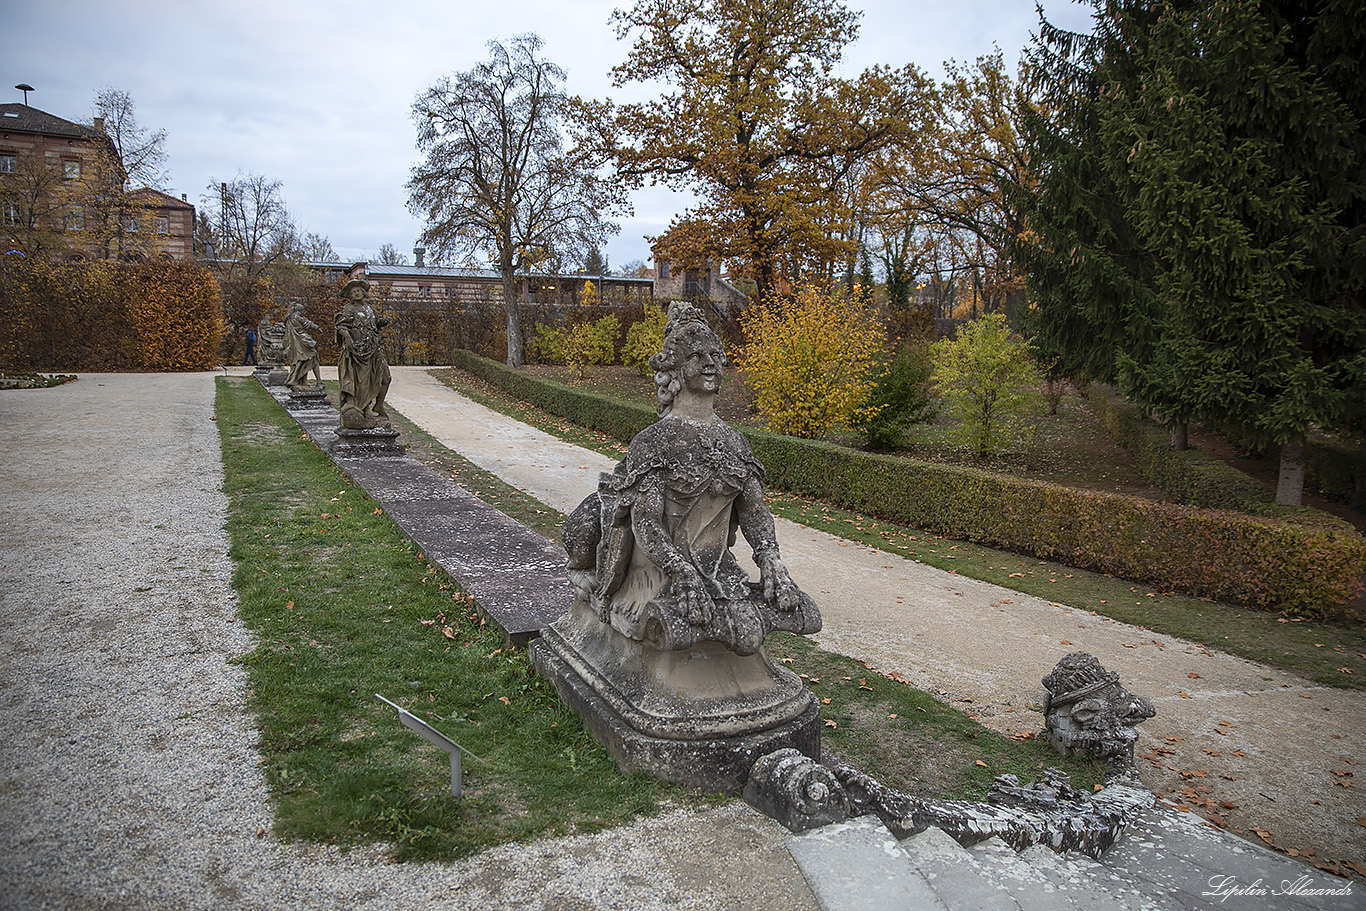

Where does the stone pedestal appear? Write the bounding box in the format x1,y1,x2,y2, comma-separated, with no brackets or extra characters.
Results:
331,424,404,457
286,385,329,410
530,599,820,793
265,366,289,386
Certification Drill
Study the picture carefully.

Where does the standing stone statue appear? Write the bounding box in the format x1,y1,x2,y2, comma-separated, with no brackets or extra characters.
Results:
334,279,392,429
284,303,322,390
532,302,822,792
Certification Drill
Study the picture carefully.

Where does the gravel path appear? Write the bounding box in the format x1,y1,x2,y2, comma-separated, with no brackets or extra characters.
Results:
0,373,814,911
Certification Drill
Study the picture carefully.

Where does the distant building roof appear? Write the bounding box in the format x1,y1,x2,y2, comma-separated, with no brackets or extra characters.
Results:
0,103,99,139
359,263,652,283
127,187,195,209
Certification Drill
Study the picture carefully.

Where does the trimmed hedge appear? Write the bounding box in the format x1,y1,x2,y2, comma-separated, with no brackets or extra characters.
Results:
1083,384,1285,514
452,350,1366,618
1086,382,1366,511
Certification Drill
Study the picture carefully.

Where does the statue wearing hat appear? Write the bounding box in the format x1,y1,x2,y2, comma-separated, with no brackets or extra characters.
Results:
334,279,392,429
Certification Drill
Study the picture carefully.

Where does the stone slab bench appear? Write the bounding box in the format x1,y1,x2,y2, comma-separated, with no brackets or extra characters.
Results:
263,383,571,645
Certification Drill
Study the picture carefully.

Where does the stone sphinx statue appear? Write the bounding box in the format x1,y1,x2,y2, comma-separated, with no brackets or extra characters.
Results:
1042,651,1156,770
562,304,820,656
334,279,392,430
532,303,823,791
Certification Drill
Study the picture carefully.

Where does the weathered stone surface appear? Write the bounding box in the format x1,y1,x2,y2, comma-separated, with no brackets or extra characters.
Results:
284,303,322,390
332,425,404,458
537,303,824,792
334,279,393,430
831,760,1154,860
529,628,820,793
258,315,287,366
285,386,328,410
1042,652,1155,772
744,748,849,834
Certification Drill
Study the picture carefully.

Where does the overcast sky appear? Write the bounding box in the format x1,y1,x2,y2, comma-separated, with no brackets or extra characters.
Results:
7,0,1095,270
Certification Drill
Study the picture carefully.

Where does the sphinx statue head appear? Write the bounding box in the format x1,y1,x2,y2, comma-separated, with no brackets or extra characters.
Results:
1041,652,1156,768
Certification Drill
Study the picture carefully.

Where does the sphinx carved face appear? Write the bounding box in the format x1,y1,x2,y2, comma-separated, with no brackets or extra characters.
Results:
1042,652,1155,764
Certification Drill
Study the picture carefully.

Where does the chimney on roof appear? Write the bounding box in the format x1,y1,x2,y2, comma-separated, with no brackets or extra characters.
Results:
181,193,188,201
93,116,105,132
414,247,425,269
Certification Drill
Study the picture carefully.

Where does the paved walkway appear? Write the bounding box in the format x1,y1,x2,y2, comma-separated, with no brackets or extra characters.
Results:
381,366,1366,871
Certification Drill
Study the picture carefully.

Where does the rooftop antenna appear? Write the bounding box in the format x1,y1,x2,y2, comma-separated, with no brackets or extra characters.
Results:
15,84,34,105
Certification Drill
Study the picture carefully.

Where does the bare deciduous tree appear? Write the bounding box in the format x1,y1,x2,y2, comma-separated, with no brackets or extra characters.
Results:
407,33,621,366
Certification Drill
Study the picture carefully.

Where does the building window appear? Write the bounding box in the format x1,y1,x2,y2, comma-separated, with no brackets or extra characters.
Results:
0,154,15,174
63,159,81,179
154,216,168,234
65,205,84,231
2,202,20,225
124,216,139,233
419,285,431,297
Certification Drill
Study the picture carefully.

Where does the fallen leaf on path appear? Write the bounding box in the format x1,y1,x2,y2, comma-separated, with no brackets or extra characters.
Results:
1187,673,1202,679
1060,640,1073,645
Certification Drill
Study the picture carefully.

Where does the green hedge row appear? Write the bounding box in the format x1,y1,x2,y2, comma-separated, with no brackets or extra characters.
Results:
1082,384,1287,514
1085,383,1366,511
452,351,1366,618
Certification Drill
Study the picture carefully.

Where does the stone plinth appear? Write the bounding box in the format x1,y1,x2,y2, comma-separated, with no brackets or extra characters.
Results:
530,599,820,793
285,385,329,410
331,425,404,458
265,366,289,386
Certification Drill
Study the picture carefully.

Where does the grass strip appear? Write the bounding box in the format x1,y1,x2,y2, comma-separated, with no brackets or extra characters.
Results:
217,376,671,860
428,366,1366,690
218,376,1108,859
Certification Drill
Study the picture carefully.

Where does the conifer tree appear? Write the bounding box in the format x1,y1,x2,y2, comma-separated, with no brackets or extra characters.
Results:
1015,0,1366,505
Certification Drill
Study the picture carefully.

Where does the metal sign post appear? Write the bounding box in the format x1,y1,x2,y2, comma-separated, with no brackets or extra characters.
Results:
375,694,487,797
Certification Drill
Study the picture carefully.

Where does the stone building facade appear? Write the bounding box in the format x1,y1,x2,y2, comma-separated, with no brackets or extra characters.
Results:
0,102,195,261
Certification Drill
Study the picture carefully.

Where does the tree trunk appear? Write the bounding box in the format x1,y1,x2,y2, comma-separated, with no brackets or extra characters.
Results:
1168,420,1188,451
1276,434,1306,506
502,272,523,367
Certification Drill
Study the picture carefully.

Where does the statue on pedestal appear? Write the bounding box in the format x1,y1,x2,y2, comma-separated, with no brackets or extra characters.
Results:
284,303,322,390
532,303,822,792
334,279,392,430
563,303,820,655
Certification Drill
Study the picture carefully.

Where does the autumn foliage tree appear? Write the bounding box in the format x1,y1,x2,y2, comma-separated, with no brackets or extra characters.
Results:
584,0,932,301
739,283,886,438
930,313,1041,459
